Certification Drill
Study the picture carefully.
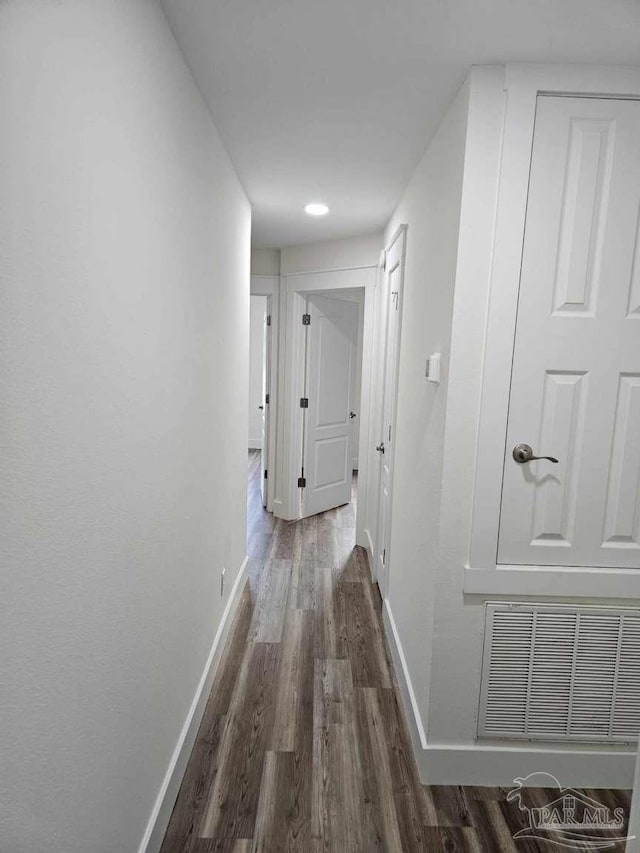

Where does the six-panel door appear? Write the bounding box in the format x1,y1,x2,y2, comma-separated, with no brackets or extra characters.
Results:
498,95,640,568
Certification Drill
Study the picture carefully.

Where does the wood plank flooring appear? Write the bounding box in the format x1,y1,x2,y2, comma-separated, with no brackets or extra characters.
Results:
160,450,632,852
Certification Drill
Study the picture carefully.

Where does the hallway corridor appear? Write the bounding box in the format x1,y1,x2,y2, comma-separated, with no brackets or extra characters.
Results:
160,451,428,851
159,454,632,852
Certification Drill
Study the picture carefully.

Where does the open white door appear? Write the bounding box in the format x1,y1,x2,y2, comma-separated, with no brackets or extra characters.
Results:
376,228,406,596
498,96,640,568
301,293,359,518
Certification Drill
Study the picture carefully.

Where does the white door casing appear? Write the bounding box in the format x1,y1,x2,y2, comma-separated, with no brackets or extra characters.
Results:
261,295,272,507
498,95,640,569
248,294,267,451
375,227,406,596
301,293,359,518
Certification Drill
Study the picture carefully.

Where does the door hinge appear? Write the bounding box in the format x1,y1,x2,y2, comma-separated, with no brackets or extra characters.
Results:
388,424,391,441
300,397,309,408
266,314,271,326
298,467,306,488
265,393,270,405
264,469,268,479
302,313,311,325
383,548,386,564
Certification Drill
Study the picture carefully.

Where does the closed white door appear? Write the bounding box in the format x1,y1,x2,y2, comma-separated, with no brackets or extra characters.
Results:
498,96,640,568
249,295,267,452
302,294,359,518
261,297,271,507
376,230,405,594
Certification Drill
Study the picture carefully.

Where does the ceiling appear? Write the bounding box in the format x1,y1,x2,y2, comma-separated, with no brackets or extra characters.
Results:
159,0,640,248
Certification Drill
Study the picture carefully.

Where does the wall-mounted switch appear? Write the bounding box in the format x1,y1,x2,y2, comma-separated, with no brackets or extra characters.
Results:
425,353,441,384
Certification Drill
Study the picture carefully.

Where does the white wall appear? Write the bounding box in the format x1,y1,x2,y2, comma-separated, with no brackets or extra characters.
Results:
383,66,636,788
249,296,267,447
0,2,250,851
251,247,281,277
281,232,382,274
382,80,470,745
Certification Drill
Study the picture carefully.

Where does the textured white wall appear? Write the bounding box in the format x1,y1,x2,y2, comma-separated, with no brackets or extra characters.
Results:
382,81,469,739
280,232,382,275
250,248,281,277
0,2,250,851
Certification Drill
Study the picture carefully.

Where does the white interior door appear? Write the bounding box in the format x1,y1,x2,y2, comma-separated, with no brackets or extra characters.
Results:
249,295,266,449
498,96,640,568
376,230,405,595
301,294,359,518
261,297,271,507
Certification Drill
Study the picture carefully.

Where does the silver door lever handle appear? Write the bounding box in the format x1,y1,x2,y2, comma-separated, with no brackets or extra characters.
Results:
512,443,558,464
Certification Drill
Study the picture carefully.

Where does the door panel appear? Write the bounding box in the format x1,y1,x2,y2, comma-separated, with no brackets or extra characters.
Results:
498,96,640,568
376,231,405,595
261,296,271,507
302,294,359,518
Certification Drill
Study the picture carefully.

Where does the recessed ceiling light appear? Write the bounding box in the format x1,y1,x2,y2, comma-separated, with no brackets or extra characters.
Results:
304,202,329,216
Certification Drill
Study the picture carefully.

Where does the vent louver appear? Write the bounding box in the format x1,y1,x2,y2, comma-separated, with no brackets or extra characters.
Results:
478,603,640,744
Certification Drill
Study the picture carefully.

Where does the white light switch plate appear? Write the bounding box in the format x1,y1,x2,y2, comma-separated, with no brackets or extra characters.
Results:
425,352,441,384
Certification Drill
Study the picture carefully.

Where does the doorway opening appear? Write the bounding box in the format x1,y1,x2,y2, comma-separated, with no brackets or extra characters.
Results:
298,287,365,520
249,293,268,505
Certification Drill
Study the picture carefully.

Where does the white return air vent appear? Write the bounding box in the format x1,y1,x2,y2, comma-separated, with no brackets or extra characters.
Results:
478,603,640,744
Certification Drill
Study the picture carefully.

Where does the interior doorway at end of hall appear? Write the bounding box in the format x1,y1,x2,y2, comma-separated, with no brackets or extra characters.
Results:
249,293,269,508
299,288,365,519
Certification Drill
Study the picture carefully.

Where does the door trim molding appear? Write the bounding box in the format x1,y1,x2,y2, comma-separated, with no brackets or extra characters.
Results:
250,276,280,513
466,63,640,598
374,224,408,597
276,266,378,524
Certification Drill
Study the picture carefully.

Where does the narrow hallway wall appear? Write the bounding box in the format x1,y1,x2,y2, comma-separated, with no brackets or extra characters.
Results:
0,1,250,851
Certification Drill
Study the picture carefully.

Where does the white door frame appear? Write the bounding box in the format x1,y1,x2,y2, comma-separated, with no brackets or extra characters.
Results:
373,225,407,596
629,743,640,852
463,63,640,599
276,266,377,545
250,275,279,514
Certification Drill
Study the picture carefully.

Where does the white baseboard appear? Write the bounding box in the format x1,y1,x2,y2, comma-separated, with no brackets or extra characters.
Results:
382,600,428,752
362,528,375,581
419,743,636,789
137,554,249,853
382,599,636,789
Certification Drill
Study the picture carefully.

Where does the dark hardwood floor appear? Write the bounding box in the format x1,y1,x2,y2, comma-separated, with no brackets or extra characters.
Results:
160,450,632,852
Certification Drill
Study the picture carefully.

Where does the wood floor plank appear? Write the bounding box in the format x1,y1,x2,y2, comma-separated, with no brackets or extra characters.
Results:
192,840,252,853
313,566,344,660
465,797,525,853
422,785,473,827
422,826,483,852
356,687,405,851
341,580,392,688
251,751,312,853
270,608,313,752
315,512,337,567
160,713,227,853
312,658,365,852
200,642,280,839
206,588,254,717
248,558,292,643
